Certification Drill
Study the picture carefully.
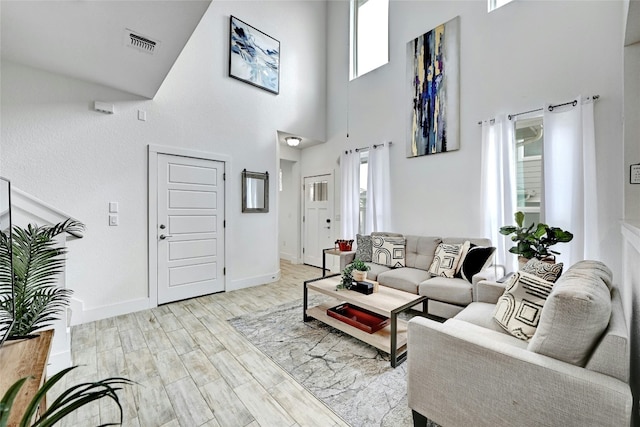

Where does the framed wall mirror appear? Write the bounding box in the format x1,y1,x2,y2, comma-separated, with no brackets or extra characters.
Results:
242,169,269,213
0,177,14,346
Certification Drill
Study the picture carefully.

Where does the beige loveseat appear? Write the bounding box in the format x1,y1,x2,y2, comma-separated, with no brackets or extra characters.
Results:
407,260,632,427
340,233,496,318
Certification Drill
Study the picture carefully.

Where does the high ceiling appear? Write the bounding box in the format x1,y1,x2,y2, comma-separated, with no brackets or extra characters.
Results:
1,0,212,99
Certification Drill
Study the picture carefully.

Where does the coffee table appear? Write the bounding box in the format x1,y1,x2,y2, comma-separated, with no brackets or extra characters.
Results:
303,274,427,367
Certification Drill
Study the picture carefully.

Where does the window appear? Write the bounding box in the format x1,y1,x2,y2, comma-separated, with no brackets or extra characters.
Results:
514,117,543,226
358,151,368,234
488,0,514,12
350,0,389,80
308,180,328,202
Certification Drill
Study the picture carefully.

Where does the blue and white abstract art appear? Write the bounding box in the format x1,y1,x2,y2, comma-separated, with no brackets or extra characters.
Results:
229,16,280,94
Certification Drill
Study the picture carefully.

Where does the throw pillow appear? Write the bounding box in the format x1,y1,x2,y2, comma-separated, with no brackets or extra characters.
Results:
454,241,472,274
371,236,406,268
493,271,555,341
521,258,563,283
428,243,465,278
459,246,496,283
355,234,372,262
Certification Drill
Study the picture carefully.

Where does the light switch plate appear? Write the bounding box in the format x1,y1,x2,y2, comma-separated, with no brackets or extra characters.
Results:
631,164,640,184
109,202,119,213
109,215,119,226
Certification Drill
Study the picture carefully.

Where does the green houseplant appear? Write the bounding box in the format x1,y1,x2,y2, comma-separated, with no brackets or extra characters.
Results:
499,211,574,264
0,219,85,338
0,366,132,427
351,259,370,282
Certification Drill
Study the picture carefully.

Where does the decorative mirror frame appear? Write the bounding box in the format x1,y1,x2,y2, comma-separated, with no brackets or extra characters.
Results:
242,169,269,213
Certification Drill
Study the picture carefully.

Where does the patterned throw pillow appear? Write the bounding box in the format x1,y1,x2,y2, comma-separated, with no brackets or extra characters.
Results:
521,258,563,283
428,243,464,278
355,234,372,262
371,236,406,268
493,271,555,341
458,246,496,283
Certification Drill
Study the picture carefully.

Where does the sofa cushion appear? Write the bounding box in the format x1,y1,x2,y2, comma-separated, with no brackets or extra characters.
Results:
443,237,492,247
493,271,555,341
454,303,528,346
428,243,465,278
377,267,428,294
456,245,496,283
418,277,473,305
355,234,372,262
521,258,563,283
371,235,405,267
527,260,613,367
404,236,442,270
361,262,391,281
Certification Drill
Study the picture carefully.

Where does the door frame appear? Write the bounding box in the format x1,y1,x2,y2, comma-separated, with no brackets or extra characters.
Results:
148,144,231,308
301,171,334,268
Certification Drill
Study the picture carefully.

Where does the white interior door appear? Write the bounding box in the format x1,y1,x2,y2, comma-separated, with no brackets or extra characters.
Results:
157,154,225,304
303,174,333,268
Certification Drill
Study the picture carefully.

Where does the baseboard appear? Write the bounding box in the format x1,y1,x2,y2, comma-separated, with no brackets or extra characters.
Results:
69,297,151,326
279,252,302,264
228,270,281,291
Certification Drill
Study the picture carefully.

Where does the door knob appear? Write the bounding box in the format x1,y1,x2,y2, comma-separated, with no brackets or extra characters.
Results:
159,234,172,240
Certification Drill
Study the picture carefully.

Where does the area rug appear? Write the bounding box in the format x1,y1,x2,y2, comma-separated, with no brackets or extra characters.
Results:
228,297,435,427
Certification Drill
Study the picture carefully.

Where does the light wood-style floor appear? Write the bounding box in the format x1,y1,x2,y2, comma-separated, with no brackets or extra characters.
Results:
57,261,349,427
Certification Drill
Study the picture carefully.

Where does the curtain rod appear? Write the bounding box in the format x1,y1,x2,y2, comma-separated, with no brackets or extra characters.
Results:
344,141,393,154
477,95,600,125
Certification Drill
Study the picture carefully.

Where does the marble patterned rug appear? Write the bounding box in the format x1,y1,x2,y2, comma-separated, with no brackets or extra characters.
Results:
228,296,416,427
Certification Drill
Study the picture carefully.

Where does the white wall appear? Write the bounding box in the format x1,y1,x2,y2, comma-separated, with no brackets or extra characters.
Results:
305,0,624,278
0,1,327,319
279,159,298,261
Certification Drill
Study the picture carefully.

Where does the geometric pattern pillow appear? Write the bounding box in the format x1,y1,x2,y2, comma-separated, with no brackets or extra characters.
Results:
493,271,555,341
521,258,563,283
371,236,405,268
428,243,464,278
355,234,372,262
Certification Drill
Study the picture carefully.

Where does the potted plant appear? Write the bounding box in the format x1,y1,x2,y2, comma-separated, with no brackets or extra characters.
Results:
351,259,370,282
499,211,574,268
0,219,84,338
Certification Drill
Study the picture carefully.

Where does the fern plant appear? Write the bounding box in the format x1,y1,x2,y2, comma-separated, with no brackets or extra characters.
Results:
0,365,132,427
0,219,84,338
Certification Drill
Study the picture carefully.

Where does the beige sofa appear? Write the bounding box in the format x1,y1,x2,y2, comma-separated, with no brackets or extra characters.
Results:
407,260,633,427
340,233,496,318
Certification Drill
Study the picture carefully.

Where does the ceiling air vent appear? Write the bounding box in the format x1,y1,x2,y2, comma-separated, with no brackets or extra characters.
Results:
124,29,160,55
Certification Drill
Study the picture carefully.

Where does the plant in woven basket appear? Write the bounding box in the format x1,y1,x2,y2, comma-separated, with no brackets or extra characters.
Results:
0,365,132,427
0,219,84,338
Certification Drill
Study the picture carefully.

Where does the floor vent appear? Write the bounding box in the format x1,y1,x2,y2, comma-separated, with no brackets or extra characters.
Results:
124,29,159,54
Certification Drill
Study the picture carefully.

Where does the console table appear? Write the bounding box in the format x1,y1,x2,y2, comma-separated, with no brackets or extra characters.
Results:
0,329,54,425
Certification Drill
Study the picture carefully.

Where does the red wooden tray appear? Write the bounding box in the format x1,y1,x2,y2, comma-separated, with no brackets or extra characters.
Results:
327,303,390,334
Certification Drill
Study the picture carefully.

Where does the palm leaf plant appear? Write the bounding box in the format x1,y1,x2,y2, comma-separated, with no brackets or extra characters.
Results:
0,219,84,338
0,366,133,427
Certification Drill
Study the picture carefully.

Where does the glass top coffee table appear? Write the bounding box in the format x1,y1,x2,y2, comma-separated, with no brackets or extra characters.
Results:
303,274,427,367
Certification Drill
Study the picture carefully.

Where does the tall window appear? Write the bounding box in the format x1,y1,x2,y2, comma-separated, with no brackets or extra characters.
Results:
350,0,389,80
488,0,514,12
514,117,543,226
358,151,369,234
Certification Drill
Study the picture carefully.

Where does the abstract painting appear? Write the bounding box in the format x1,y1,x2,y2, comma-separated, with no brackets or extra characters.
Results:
407,17,460,158
229,16,280,94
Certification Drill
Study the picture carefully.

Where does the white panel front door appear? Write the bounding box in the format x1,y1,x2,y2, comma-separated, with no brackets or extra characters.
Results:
303,175,333,268
157,154,225,304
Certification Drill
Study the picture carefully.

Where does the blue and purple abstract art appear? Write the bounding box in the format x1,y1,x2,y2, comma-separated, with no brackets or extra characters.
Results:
406,17,460,157
229,16,280,94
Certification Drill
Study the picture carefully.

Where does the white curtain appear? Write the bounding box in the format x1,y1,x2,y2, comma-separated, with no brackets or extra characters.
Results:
365,143,391,233
543,95,599,266
480,115,517,273
340,149,360,239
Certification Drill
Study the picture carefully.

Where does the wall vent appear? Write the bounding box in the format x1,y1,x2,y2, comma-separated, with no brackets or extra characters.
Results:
124,29,160,54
